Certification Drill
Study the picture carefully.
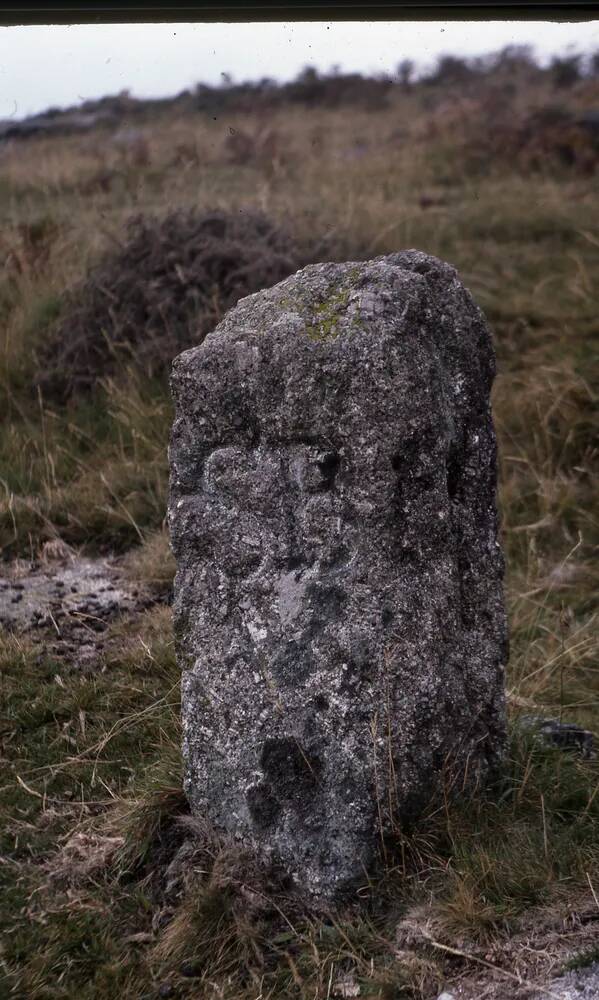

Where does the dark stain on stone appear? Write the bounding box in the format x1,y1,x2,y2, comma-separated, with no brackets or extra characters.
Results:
381,605,394,627
249,421,261,447
458,553,476,628
322,544,350,570
230,551,261,578
270,643,314,685
306,582,346,617
260,736,322,791
446,442,461,500
315,451,340,491
248,736,324,830
410,259,434,275
247,781,281,829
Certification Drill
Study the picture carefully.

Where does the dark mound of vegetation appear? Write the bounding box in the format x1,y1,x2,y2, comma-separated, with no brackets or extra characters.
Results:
37,209,299,398
454,102,599,177
196,66,394,114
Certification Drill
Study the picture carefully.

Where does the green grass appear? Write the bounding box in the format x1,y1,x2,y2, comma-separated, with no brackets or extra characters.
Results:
2,611,598,998
563,946,599,973
0,374,172,554
1,70,599,998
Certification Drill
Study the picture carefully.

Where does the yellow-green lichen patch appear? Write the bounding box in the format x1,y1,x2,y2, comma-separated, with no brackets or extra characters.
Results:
304,287,352,341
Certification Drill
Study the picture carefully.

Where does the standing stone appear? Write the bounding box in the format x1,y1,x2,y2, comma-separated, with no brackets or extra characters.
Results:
168,251,508,902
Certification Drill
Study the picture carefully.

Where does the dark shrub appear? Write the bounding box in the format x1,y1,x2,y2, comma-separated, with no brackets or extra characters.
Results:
37,209,300,398
425,54,479,87
550,54,582,89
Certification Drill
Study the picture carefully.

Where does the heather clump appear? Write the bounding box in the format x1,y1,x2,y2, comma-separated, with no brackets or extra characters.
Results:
36,208,299,398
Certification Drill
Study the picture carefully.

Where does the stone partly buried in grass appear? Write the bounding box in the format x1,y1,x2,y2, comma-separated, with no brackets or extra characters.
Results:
168,251,508,902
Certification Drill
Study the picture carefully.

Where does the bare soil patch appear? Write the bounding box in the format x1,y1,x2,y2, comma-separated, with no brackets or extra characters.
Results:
0,545,158,670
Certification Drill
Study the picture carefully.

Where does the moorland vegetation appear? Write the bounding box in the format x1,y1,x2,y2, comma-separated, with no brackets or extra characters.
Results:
1,46,599,999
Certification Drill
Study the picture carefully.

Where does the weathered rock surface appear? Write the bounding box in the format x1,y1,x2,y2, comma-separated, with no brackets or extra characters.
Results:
536,962,599,1000
518,716,595,759
168,251,508,901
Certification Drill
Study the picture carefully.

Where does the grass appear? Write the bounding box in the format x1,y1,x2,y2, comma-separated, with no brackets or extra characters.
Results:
563,946,599,972
0,373,172,554
1,67,598,998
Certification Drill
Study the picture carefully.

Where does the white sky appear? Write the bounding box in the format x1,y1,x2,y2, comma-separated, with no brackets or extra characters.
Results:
1,20,598,121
